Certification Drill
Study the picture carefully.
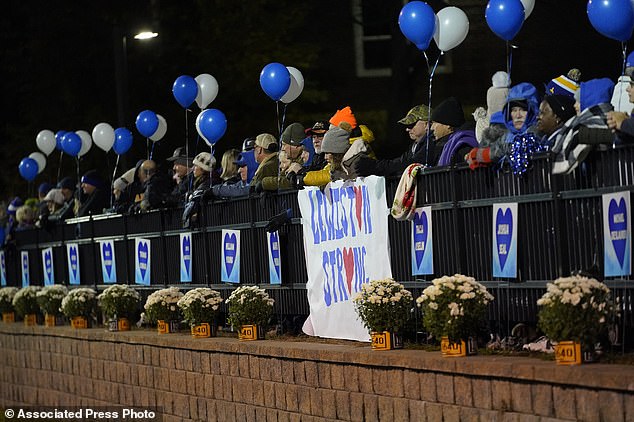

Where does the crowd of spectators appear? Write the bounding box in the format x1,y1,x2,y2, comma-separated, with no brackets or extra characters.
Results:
4,58,634,243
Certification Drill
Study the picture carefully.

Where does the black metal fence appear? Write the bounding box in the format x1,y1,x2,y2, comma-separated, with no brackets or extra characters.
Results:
4,146,634,343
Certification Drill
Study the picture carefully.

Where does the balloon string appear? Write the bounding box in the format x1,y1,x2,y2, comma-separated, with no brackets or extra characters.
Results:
111,154,120,209
423,51,431,75
622,42,628,77
150,141,156,161
185,108,191,200
425,52,442,164
75,157,80,212
57,151,63,183
146,138,150,160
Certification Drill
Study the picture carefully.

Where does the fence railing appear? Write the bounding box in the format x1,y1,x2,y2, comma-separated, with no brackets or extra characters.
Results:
4,146,634,343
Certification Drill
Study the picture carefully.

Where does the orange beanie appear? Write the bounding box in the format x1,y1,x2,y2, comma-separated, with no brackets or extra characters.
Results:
329,106,357,129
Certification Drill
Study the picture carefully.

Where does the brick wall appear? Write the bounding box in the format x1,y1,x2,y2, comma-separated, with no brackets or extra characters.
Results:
0,324,633,422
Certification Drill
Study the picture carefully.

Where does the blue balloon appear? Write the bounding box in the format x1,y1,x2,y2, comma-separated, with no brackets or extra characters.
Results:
259,63,291,101
398,1,436,51
588,0,634,42
19,157,38,181
135,110,159,138
172,75,198,108
55,130,67,151
61,132,82,157
485,0,524,41
113,128,134,155
198,109,227,146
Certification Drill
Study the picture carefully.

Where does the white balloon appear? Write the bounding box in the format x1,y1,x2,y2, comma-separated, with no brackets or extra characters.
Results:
280,67,304,104
36,129,56,156
195,74,219,109
92,122,115,152
433,7,469,52
29,152,46,174
149,114,167,142
520,0,535,19
76,130,93,158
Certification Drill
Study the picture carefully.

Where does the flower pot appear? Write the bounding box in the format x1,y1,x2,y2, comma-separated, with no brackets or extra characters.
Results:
441,336,478,357
157,320,180,334
555,341,582,365
44,314,65,327
371,331,403,350
108,318,131,332
191,323,217,338
239,324,265,341
24,314,38,326
71,316,90,329
2,312,15,323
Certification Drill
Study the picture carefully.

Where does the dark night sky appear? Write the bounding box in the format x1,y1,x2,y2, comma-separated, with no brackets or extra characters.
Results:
0,0,629,199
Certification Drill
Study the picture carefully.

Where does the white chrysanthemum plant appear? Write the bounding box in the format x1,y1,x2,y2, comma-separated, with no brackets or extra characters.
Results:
537,275,619,348
36,285,68,316
225,286,274,329
98,284,142,322
352,278,413,333
416,274,494,343
0,287,20,314
60,288,98,319
12,286,42,318
177,288,223,327
143,287,183,324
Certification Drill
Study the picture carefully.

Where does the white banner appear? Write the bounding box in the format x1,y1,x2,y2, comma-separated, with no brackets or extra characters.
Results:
297,176,392,342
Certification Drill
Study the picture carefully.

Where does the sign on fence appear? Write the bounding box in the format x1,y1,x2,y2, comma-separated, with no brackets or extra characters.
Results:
42,247,54,286
603,191,631,276
297,176,392,342
135,238,151,286
0,251,6,286
412,206,433,275
66,243,80,285
221,229,240,283
21,251,29,287
493,203,518,278
267,231,282,285
99,240,117,284
180,233,192,283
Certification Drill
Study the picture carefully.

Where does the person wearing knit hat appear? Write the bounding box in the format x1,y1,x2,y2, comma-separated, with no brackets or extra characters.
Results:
208,150,258,198
320,125,352,181
281,122,306,162
429,97,478,167
77,170,109,217
474,71,511,142
329,106,357,129
191,152,215,191
552,78,616,175
37,183,54,200
546,68,581,98
7,197,23,216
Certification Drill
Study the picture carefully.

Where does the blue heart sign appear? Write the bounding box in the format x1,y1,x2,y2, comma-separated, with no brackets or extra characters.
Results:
0,251,6,286
101,241,116,283
21,251,29,286
412,207,433,275
42,247,54,285
268,231,281,284
603,192,631,276
493,204,517,278
181,233,192,282
608,198,627,267
67,243,80,285
221,230,240,283
136,239,150,285
413,210,428,268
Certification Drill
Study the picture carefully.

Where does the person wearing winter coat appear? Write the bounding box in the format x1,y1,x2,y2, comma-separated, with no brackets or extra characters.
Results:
466,83,543,174
537,95,577,146
552,78,616,175
353,105,436,178
430,97,478,167
76,170,109,217
209,150,259,198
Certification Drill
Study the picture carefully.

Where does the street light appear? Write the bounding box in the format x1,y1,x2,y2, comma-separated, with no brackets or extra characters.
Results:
113,27,159,127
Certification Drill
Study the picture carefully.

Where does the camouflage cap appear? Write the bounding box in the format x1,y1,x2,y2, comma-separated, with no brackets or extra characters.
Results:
397,105,431,125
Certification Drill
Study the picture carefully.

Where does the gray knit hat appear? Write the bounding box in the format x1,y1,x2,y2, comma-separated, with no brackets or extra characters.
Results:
193,152,215,172
321,127,350,154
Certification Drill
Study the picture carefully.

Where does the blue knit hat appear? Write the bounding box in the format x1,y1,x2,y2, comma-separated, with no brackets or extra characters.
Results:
38,182,54,195
7,197,23,215
545,69,581,98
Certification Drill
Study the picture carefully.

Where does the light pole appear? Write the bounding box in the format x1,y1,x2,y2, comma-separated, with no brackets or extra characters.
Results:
113,27,158,127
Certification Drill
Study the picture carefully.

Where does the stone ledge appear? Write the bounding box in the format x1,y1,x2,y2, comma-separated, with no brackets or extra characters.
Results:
2,323,632,393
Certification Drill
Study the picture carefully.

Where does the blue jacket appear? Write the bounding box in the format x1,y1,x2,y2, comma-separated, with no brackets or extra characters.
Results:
503,82,540,135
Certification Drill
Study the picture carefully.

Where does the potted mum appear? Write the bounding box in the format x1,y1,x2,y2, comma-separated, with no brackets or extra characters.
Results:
353,278,412,350
416,274,494,357
13,286,42,326
226,285,274,340
143,287,183,334
537,275,619,365
60,288,97,328
36,285,68,327
0,287,19,322
98,284,141,331
177,288,223,338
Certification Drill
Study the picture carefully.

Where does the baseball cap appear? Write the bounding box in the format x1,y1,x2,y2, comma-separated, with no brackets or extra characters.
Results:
166,147,192,166
281,123,305,146
255,133,277,151
242,137,256,152
308,121,328,135
398,105,431,125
